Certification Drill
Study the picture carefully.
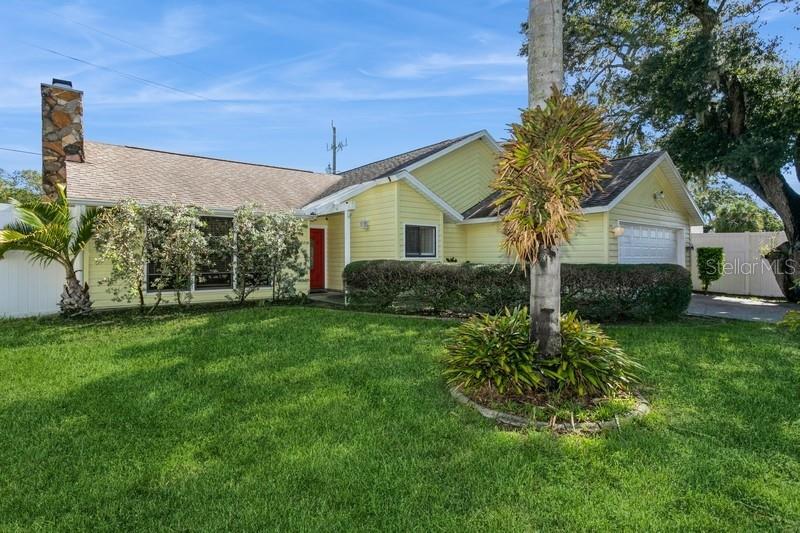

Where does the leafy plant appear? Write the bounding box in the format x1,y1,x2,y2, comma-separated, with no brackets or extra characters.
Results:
261,213,308,301
94,200,147,309
222,205,273,304
443,307,543,395
541,312,642,398
0,184,98,316
778,311,800,333
697,247,725,292
94,202,209,312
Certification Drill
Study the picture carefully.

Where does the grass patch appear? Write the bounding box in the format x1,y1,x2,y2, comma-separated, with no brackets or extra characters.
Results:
1,307,799,530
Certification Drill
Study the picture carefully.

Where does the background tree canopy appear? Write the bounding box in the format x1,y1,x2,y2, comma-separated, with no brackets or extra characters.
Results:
0,169,42,203
523,0,800,299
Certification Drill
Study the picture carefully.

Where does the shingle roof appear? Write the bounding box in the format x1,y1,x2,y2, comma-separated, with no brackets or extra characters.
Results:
67,141,340,212
462,151,665,219
311,132,478,201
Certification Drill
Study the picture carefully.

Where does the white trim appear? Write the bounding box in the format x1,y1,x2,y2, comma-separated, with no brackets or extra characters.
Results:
309,224,328,290
457,216,500,225
402,222,440,260
395,171,464,222
344,209,352,266
404,130,501,172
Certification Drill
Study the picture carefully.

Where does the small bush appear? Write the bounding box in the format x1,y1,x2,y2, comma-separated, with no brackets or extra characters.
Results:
443,307,642,399
697,247,725,292
344,260,691,322
779,310,800,333
541,312,642,397
443,307,543,395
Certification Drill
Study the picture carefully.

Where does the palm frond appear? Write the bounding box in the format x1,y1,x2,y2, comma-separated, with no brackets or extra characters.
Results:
71,208,99,257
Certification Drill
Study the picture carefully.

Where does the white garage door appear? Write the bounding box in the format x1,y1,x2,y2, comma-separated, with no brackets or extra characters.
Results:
619,223,678,264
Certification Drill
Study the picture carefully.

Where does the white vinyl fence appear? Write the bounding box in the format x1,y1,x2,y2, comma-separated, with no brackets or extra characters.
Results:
0,203,64,318
690,231,787,298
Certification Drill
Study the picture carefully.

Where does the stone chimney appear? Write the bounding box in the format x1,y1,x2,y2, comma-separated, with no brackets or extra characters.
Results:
41,79,84,199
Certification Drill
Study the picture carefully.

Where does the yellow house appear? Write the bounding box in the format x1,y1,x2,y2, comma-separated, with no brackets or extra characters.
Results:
300,130,704,292
43,81,702,308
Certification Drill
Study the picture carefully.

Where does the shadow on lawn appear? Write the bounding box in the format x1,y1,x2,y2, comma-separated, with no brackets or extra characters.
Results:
1,310,799,530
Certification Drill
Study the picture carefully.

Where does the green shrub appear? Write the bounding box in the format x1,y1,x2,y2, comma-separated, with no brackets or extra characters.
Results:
344,260,691,322
442,307,543,395
443,308,642,399
696,247,725,292
779,310,800,333
541,312,642,397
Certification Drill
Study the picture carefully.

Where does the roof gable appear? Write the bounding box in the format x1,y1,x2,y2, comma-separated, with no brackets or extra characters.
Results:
462,151,677,220
310,132,480,202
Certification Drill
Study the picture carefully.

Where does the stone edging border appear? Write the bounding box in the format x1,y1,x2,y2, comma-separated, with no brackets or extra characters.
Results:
449,387,650,435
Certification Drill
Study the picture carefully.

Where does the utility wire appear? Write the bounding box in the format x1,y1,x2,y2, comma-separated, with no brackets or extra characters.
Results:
44,8,213,77
22,41,217,102
0,147,41,156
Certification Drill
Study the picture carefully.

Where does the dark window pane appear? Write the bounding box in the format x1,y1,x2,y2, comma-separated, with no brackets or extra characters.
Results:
405,225,436,258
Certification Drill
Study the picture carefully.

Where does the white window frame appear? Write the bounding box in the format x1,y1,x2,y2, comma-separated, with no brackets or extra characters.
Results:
402,223,439,260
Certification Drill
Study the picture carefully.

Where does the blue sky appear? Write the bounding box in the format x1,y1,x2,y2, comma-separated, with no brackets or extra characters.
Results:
1,0,799,186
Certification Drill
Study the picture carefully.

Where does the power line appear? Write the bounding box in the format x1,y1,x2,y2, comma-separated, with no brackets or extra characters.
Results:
22,41,217,102
44,8,213,77
0,147,41,156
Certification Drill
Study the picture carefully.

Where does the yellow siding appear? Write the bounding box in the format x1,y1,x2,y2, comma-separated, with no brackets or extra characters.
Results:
461,215,608,265
83,226,311,310
464,222,511,264
350,182,398,261
396,181,444,259
561,213,608,263
443,222,467,262
412,139,497,213
607,166,691,263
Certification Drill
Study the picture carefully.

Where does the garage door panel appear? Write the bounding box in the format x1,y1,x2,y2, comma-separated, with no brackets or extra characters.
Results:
619,223,678,264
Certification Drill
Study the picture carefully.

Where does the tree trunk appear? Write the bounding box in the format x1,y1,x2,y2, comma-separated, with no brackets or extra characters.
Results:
60,265,92,317
529,0,564,356
530,249,561,355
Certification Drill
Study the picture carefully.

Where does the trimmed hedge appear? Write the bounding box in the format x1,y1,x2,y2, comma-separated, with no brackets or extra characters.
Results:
343,260,691,322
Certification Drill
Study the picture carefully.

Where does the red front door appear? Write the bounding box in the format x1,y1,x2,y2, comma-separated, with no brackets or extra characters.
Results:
309,228,325,291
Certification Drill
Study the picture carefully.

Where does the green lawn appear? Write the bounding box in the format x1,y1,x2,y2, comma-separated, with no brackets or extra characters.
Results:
1,306,799,531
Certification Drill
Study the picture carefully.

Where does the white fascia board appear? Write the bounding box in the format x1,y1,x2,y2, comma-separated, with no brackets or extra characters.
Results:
67,197,241,216
458,216,500,225
300,180,385,216
395,170,463,222
404,130,499,173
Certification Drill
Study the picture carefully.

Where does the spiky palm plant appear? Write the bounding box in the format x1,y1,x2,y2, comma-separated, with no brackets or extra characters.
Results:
0,184,98,316
494,90,611,354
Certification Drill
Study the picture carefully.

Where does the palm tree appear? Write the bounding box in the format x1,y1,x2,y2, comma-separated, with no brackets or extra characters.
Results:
493,0,609,356
0,185,98,316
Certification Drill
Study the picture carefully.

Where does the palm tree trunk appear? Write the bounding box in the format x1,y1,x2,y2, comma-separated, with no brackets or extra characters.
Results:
529,0,564,356
60,263,92,317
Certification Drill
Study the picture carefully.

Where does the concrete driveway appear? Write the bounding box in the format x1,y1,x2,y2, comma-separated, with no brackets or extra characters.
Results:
688,293,797,323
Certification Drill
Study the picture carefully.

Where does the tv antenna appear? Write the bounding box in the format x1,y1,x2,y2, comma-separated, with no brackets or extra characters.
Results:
326,121,347,174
